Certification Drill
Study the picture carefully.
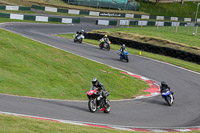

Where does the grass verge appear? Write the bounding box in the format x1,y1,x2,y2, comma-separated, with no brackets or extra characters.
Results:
0,10,39,14
0,113,200,133
0,28,149,100
56,33,200,73
0,17,69,24
91,27,200,55
0,113,132,133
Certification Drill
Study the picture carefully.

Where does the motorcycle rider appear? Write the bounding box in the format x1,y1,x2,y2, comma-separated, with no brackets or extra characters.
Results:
100,35,110,45
119,44,127,55
76,29,84,36
160,81,174,98
91,78,108,108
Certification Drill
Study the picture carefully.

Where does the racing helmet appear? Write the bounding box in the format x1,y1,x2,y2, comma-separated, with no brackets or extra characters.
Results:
122,44,126,49
92,78,99,86
161,81,167,86
81,29,84,32
104,35,108,38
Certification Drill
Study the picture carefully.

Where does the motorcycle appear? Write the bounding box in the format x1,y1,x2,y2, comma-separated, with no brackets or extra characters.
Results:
99,38,111,50
161,89,174,106
73,33,84,43
118,49,129,62
86,88,111,113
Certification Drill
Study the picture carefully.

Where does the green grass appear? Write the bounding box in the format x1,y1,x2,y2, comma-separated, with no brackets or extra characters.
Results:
0,17,68,24
56,33,200,73
92,27,200,55
0,28,149,100
0,113,131,133
1,113,200,133
138,0,199,18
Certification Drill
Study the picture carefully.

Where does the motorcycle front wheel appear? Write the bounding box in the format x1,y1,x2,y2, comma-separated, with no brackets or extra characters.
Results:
126,56,129,62
165,95,173,106
104,100,111,113
107,44,110,51
79,38,82,43
99,43,103,49
88,98,97,112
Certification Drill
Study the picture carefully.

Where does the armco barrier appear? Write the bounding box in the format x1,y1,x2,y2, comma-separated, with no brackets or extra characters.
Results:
84,33,200,64
0,12,80,24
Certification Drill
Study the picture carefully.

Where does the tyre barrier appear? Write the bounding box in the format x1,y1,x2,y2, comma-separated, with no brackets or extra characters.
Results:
84,33,200,64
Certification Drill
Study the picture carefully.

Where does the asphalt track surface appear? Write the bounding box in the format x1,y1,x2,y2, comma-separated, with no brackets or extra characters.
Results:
0,20,200,128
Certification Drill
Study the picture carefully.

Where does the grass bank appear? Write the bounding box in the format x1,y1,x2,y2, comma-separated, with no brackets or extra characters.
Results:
56,33,200,73
0,28,149,100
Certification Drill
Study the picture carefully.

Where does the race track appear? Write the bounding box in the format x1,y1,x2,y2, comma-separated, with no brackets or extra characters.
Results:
0,21,200,128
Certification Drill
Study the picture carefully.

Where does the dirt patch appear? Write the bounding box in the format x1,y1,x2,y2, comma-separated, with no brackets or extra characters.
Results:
91,30,200,55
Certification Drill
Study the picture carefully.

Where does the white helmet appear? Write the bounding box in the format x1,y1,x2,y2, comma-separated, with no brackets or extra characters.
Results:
122,44,126,48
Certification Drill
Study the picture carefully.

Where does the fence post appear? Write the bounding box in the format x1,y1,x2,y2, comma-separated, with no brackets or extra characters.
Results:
175,23,178,34
195,25,198,35
156,22,158,31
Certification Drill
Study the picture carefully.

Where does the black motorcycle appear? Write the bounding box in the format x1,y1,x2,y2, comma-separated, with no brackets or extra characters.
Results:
99,39,110,50
86,88,111,113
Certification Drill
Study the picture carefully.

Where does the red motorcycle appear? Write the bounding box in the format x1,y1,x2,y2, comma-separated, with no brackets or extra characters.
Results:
86,88,111,113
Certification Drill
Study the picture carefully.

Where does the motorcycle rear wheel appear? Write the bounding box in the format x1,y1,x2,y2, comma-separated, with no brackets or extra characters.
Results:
88,98,97,112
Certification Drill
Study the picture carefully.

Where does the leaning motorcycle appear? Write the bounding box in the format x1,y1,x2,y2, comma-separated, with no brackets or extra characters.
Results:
118,49,129,62
73,33,84,43
99,39,111,50
161,89,174,106
86,88,111,113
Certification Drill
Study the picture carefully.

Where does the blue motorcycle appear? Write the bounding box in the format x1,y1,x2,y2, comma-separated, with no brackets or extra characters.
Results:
118,49,129,62
161,89,174,106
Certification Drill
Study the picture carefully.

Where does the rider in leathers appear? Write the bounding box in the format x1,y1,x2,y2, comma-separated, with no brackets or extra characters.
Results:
91,78,107,108
119,44,128,55
160,81,174,98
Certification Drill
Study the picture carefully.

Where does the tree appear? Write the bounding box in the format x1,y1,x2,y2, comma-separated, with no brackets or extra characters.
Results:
155,0,160,5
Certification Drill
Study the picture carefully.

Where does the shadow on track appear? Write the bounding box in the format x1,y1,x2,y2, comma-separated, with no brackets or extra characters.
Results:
38,100,89,112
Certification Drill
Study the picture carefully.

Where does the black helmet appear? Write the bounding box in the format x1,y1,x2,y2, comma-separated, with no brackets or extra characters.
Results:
161,81,167,86
92,78,99,86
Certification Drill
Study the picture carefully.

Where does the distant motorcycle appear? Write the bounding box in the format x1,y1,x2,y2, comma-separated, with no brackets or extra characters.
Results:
86,88,111,113
73,33,84,43
118,49,129,62
99,38,111,50
161,89,174,106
